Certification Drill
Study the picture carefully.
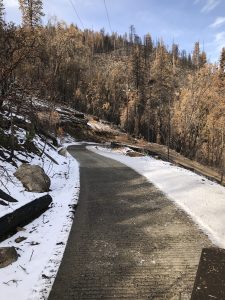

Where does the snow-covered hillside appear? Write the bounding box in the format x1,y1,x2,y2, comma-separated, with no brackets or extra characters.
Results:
0,124,80,299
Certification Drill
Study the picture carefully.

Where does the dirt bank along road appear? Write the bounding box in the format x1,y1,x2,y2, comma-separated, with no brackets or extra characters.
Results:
49,145,212,300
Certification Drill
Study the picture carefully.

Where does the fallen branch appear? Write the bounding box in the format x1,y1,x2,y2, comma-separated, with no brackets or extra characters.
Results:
29,249,34,262
0,189,18,203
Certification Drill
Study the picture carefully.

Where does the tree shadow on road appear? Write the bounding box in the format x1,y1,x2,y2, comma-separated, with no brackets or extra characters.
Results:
49,149,212,300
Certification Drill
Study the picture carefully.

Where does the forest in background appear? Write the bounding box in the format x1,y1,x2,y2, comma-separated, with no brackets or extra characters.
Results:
1,0,225,172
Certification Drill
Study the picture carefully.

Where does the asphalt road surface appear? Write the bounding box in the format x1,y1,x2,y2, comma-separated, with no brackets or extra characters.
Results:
48,145,212,300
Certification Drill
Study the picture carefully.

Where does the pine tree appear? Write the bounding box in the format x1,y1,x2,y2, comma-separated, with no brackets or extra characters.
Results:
129,25,135,44
144,33,153,53
151,43,174,144
192,41,200,68
131,44,145,136
172,43,179,73
19,0,44,28
0,0,5,26
172,43,179,61
219,48,225,79
199,51,207,67
144,33,153,64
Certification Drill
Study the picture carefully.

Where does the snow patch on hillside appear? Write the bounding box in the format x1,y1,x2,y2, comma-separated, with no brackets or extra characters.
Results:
0,135,80,299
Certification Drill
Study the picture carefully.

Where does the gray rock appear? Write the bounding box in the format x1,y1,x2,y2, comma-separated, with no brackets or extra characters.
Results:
14,164,51,193
0,247,18,268
58,147,68,157
15,236,27,243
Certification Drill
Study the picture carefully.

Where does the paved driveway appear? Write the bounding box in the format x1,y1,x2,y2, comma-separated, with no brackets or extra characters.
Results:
49,146,212,299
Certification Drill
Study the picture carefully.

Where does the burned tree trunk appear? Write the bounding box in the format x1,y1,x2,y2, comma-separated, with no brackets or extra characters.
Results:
0,195,52,241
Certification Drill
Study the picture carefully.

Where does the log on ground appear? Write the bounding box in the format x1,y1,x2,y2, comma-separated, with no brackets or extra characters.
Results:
0,195,52,241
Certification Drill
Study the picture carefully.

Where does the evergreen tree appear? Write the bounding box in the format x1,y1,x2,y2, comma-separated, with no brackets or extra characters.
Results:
19,0,44,28
131,44,145,135
219,48,225,79
187,54,192,68
192,41,200,68
172,43,179,73
172,43,179,61
144,33,153,53
199,51,207,67
151,43,174,144
0,0,5,26
144,33,153,65
129,25,135,44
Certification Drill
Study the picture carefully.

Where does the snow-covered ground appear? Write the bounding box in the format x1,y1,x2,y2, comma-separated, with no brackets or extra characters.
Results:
0,133,80,299
3,127,225,299
87,120,112,132
89,146,225,248
87,119,121,135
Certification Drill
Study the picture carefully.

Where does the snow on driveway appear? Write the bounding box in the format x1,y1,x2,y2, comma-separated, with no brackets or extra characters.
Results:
88,146,225,248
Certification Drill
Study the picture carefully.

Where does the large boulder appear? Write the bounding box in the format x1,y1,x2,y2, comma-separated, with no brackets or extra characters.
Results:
14,164,51,193
0,247,18,268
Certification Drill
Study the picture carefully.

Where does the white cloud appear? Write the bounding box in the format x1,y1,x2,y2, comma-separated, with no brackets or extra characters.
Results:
215,31,225,45
210,17,225,28
201,0,221,13
3,0,19,8
194,0,221,13
213,31,225,59
199,31,225,62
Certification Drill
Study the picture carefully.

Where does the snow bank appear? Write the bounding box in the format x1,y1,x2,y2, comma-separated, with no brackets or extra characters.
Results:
0,136,80,299
88,146,225,248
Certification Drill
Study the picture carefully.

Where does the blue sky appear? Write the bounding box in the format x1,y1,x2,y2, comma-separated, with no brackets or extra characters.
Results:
3,0,225,62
